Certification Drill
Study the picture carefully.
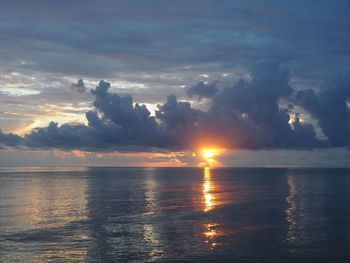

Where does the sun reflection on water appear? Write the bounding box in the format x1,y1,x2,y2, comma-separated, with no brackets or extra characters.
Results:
202,167,223,248
143,168,163,261
203,167,214,212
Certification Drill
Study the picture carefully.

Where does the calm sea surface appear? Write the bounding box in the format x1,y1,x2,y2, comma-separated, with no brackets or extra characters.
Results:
1,167,350,262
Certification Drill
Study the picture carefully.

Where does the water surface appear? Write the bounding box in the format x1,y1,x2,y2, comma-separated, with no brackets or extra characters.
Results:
1,167,350,262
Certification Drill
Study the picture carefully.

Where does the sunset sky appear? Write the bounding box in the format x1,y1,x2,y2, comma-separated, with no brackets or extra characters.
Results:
0,0,350,167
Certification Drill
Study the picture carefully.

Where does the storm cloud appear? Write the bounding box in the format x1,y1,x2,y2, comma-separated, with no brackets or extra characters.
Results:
2,60,348,152
296,73,350,147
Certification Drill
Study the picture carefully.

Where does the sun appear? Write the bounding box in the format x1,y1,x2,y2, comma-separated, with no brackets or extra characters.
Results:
203,149,215,159
199,148,222,167
201,148,221,161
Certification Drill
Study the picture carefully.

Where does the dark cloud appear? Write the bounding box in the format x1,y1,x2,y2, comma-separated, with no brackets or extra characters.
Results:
187,81,219,99
0,129,22,147
156,95,203,148
296,73,350,147
24,81,163,151
88,80,163,148
71,79,86,94
24,122,92,149
196,60,320,149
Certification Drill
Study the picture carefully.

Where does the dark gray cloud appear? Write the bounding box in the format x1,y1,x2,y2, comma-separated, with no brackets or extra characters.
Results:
296,73,350,147
71,79,86,94
3,60,346,152
24,122,92,149
187,81,219,99
24,81,162,151
0,129,22,146
196,60,320,149
156,95,203,148
88,80,163,148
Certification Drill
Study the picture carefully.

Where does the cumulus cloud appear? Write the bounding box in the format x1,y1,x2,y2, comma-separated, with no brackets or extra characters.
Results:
296,73,350,147
197,60,320,149
25,81,163,151
1,60,349,152
156,95,203,148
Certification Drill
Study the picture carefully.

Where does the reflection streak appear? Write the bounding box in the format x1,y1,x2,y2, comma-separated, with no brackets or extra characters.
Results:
203,167,214,212
143,168,163,261
202,167,223,248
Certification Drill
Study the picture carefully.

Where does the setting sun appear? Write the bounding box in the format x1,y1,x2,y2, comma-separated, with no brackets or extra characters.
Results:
202,148,220,160
199,148,223,167
203,149,215,159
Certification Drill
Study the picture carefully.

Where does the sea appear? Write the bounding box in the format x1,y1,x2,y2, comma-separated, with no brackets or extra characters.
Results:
1,167,350,262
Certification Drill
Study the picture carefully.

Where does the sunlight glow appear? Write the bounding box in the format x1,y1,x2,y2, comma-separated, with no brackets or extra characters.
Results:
203,149,215,159
202,168,223,248
199,147,223,167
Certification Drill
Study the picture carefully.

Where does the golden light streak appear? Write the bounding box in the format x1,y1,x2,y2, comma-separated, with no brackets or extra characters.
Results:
203,167,214,212
6,102,91,135
13,114,87,135
204,224,221,238
202,168,223,247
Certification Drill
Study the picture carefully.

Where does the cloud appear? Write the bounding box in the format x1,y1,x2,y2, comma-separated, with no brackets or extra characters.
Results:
0,129,22,146
1,60,349,152
156,95,203,148
296,73,350,147
71,79,86,94
1,1,350,86
87,80,164,148
1,1,350,139
197,59,320,149
187,81,219,99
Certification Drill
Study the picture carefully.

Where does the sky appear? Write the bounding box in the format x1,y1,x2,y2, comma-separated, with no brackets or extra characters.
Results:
0,0,350,167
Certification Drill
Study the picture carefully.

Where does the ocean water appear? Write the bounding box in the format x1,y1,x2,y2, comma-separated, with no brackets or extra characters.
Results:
1,167,350,262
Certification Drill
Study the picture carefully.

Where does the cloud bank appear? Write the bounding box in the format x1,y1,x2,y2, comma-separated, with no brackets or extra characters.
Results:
1,60,348,152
